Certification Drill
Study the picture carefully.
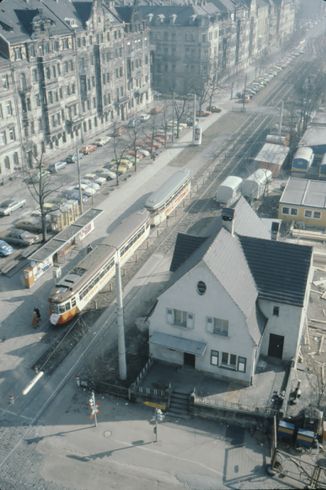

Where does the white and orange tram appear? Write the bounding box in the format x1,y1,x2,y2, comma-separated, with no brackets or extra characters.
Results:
49,210,150,326
145,169,191,226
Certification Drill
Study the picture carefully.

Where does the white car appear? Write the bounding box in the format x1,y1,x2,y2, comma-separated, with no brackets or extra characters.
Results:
139,113,150,122
137,148,151,157
94,176,106,186
75,183,96,196
94,136,111,146
80,179,101,192
0,198,26,216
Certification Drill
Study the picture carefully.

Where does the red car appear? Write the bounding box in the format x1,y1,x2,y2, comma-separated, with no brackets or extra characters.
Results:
196,110,211,117
81,144,97,155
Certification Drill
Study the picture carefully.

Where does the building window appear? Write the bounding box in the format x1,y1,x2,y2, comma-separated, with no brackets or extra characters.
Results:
207,317,228,336
210,350,219,366
197,281,206,295
2,75,9,89
0,131,7,145
273,306,279,316
237,356,246,373
221,352,237,369
313,211,321,219
166,308,194,328
6,101,12,116
282,207,289,215
13,152,19,166
290,208,297,216
304,210,312,218
4,156,10,170
32,69,38,82
8,128,15,141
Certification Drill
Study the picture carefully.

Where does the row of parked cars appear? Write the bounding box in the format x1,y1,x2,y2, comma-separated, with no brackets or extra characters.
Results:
237,44,305,102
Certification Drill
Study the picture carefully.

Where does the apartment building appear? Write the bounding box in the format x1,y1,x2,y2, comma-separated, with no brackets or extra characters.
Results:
0,0,151,171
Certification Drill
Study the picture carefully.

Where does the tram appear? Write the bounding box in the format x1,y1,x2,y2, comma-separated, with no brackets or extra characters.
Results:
49,210,150,326
319,154,326,179
145,169,191,226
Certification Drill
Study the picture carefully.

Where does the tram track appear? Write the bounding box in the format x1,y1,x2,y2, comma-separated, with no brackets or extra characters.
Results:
32,54,312,376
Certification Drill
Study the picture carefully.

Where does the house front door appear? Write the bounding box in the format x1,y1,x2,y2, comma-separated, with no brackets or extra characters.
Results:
268,334,284,359
184,352,196,367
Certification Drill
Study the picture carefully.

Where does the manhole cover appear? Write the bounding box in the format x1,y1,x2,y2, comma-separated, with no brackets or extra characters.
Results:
103,430,112,438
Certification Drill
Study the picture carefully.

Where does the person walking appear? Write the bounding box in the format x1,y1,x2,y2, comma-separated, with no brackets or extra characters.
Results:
32,307,41,328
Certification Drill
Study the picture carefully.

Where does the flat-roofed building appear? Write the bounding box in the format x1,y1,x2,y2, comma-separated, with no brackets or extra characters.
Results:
279,177,326,228
299,126,326,155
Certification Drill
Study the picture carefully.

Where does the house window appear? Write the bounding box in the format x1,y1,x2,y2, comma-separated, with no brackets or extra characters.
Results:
313,211,321,219
207,317,228,336
6,101,12,116
8,127,15,141
237,356,246,373
197,281,206,295
221,352,237,369
273,306,279,317
4,156,10,169
166,308,194,328
290,208,297,216
210,350,219,366
282,207,289,215
0,131,7,145
304,210,312,218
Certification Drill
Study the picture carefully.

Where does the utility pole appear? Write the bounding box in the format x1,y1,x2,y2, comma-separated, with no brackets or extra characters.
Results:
192,92,197,140
115,250,127,380
279,100,284,137
76,144,83,214
242,74,247,113
171,91,175,144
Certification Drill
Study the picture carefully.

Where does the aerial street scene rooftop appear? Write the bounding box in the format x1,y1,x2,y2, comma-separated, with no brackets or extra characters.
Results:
0,0,326,488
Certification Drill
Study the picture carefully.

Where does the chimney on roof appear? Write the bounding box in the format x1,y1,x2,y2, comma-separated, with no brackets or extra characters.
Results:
221,207,235,236
271,221,280,240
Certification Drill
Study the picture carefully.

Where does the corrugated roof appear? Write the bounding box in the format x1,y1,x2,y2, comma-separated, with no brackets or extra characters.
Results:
150,332,207,356
280,177,326,209
255,143,289,166
239,235,312,306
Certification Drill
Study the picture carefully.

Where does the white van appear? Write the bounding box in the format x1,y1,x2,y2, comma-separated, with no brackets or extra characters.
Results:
49,160,67,173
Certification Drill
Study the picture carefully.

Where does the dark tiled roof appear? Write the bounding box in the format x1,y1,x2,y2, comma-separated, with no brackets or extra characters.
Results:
170,233,207,272
239,236,312,307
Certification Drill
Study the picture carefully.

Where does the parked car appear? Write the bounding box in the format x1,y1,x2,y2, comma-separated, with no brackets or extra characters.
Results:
196,110,211,117
0,198,26,216
83,173,98,181
74,184,96,197
94,176,106,186
94,136,111,146
139,113,151,122
137,148,151,157
128,118,141,128
81,144,97,155
63,188,89,203
206,106,221,113
25,169,50,184
0,239,14,257
5,229,41,247
80,179,101,192
98,168,117,180
66,152,84,164
48,160,67,173
109,126,124,137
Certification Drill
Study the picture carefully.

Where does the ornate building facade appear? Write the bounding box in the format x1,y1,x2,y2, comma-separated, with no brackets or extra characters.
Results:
0,0,151,174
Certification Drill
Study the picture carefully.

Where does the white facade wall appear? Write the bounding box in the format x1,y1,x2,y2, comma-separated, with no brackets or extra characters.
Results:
149,262,257,384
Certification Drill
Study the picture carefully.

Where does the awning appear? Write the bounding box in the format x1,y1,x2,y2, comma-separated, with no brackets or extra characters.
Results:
150,331,207,357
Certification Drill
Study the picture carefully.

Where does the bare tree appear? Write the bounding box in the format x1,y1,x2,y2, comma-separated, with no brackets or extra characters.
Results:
127,122,144,172
173,96,190,139
111,121,130,186
24,152,61,242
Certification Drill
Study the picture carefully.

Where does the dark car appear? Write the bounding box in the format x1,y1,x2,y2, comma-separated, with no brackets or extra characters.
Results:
5,229,41,247
206,106,221,113
65,152,84,164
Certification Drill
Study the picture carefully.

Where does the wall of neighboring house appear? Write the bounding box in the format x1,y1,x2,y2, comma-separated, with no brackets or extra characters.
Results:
149,262,257,384
278,203,326,228
258,259,312,364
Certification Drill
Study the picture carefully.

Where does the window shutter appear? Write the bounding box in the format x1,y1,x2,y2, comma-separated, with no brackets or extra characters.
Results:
206,316,213,333
166,308,173,324
187,312,194,328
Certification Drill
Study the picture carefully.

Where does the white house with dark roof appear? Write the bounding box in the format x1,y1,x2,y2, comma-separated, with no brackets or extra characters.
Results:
149,198,313,385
